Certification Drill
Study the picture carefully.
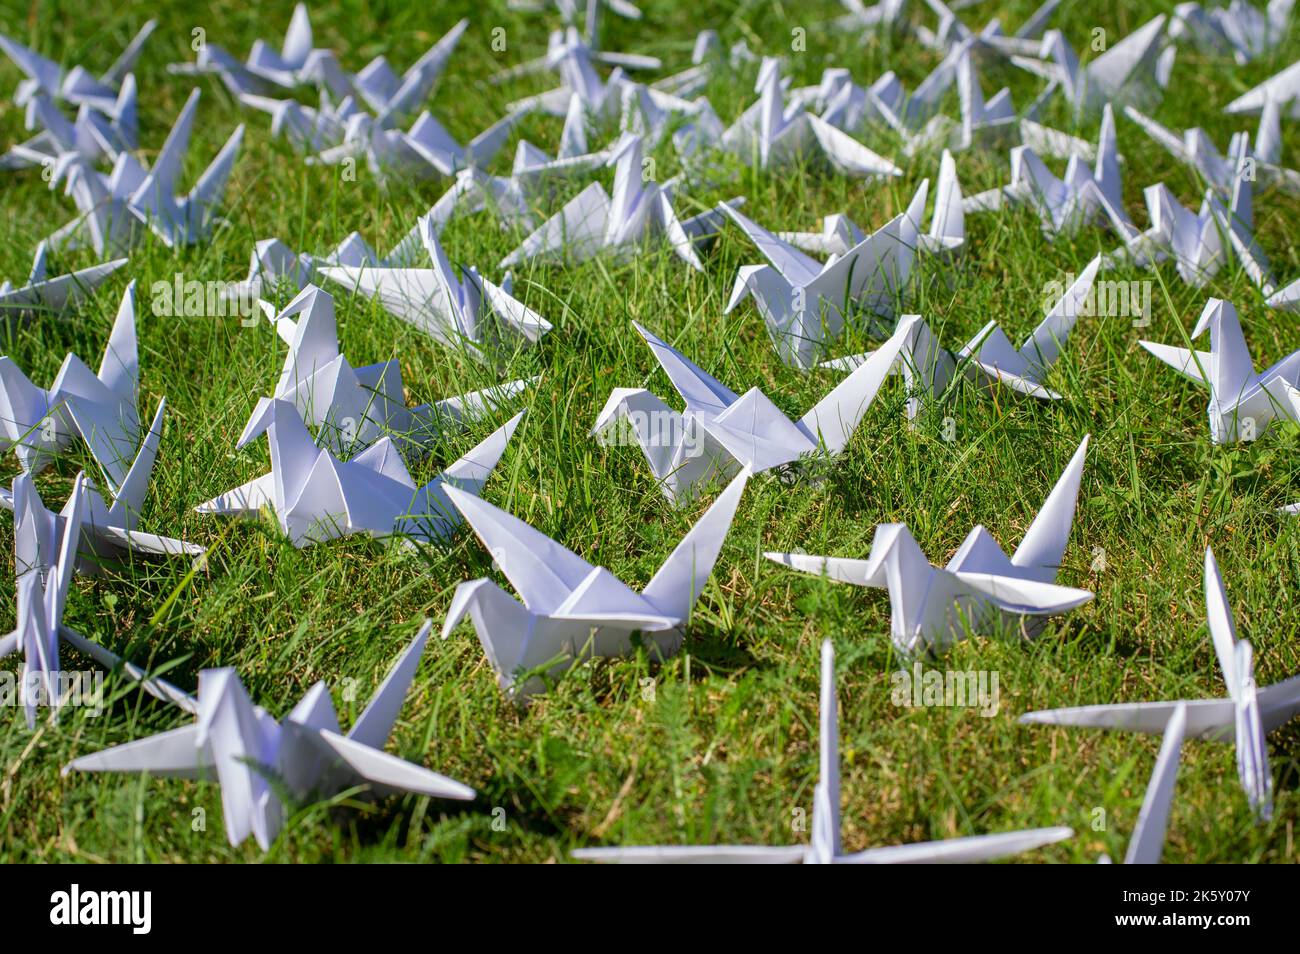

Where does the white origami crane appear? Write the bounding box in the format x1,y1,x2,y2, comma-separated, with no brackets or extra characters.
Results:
825,257,1100,414
0,241,125,319
966,105,1131,239
168,3,333,97
508,93,613,189
65,620,476,850
1125,102,1297,197
196,398,523,548
237,89,358,154
781,151,965,257
500,133,726,271
1103,704,1186,864
2,76,139,172
1140,297,1300,442
910,0,1062,58
1021,548,1300,822
0,281,142,493
720,58,903,179
0,398,204,575
48,89,244,255
311,106,527,185
592,319,912,504
1104,178,1268,293
574,640,1074,863
4,473,196,728
834,0,909,33
1010,15,1169,113
721,197,920,369
765,435,1092,655
237,284,532,457
0,20,155,111
1171,0,1294,65
322,216,551,361
499,27,665,118
440,469,748,699
1224,57,1300,117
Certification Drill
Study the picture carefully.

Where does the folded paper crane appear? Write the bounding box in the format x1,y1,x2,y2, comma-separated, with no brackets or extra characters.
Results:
441,469,748,699
574,640,1074,863
0,281,141,493
0,20,155,111
65,619,475,850
3,474,195,727
824,256,1101,414
0,398,204,574
592,320,912,504
1223,56,1300,117
2,75,140,172
323,216,551,362
500,134,726,271
197,398,522,548
766,435,1092,655
1021,548,1300,822
720,58,903,179
48,89,243,255
238,285,532,457
721,199,920,369
0,241,126,319
1140,297,1300,442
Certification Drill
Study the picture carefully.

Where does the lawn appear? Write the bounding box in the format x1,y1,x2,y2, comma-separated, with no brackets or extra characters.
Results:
1,0,1298,863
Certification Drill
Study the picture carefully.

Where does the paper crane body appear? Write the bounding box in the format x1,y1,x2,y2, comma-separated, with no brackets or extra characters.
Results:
49,89,243,255
441,469,748,699
574,640,1074,863
825,256,1101,413
766,435,1092,655
593,320,915,504
2,75,140,172
0,20,155,111
322,217,551,361
1021,548,1300,822
0,242,126,319
65,620,475,850
720,58,903,179
0,282,141,493
3,475,195,727
197,399,522,548
0,399,203,574
1140,298,1300,443
500,134,724,272
236,285,531,457
722,200,920,369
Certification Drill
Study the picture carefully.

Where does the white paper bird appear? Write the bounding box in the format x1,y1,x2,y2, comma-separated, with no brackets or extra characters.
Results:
574,640,1074,863
721,198,920,369
0,398,204,574
0,20,155,111
592,319,914,504
0,241,125,319
196,398,523,548
500,134,728,271
65,620,476,850
1010,15,1169,114
4,474,196,727
0,281,142,493
440,468,748,699
1140,297,1300,442
1021,548,1300,822
48,89,244,255
765,435,1092,655
499,27,666,119
824,256,1101,414
720,58,903,179
1,76,139,173
322,216,551,361
237,284,532,457
1169,0,1294,64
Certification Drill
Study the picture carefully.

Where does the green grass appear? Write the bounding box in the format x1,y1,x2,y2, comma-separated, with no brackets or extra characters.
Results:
1,0,1299,863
